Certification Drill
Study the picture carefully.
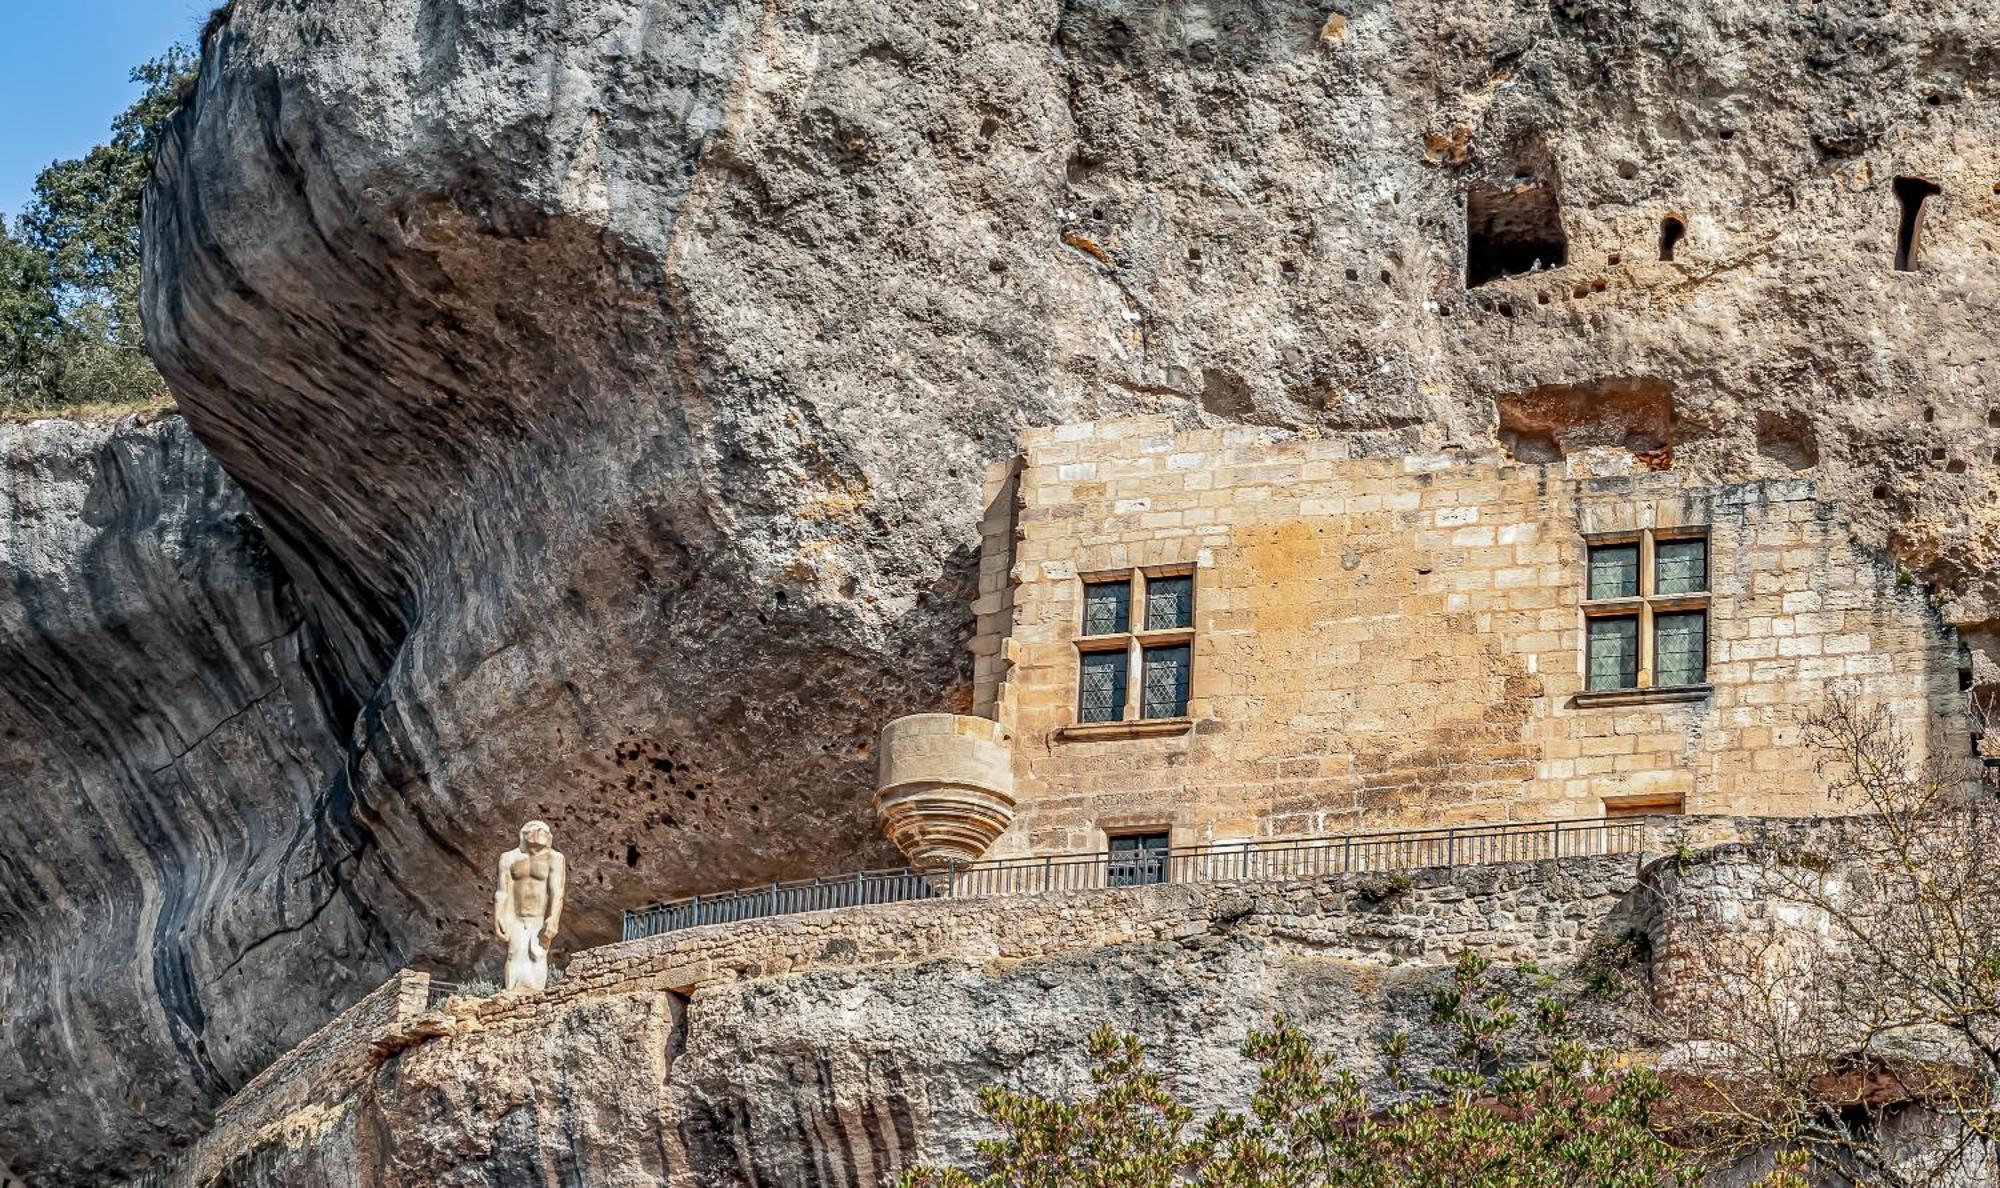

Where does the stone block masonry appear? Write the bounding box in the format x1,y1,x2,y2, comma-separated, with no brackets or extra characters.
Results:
984,418,1972,858
129,971,433,1187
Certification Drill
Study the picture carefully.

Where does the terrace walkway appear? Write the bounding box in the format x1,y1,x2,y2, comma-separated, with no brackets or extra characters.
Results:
622,814,1669,940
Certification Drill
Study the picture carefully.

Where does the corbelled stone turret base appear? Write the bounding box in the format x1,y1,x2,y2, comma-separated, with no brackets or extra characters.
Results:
875,714,1016,867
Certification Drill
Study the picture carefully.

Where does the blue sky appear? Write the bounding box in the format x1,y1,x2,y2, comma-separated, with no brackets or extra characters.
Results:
0,0,216,221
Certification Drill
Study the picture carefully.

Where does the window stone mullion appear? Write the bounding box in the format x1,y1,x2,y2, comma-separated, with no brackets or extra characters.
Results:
1125,634,1142,721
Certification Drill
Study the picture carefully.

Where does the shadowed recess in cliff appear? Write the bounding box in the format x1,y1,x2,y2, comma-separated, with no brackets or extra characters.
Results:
142,0,1044,1017
1495,379,1679,467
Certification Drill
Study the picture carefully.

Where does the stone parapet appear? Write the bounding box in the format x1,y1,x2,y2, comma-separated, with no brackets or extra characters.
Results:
128,970,432,1187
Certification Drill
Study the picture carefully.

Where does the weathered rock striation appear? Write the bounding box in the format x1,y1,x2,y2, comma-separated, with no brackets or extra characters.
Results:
0,0,1978,1179
0,416,383,1184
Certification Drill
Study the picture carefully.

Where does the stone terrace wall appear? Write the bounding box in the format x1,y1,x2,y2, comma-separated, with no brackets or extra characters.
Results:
130,813,1888,1186
130,971,430,1187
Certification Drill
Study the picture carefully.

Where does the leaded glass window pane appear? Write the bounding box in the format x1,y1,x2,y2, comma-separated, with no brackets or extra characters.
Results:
1078,649,1128,722
1587,544,1640,600
1586,616,1639,690
1141,645,1192,718
1108,832,1170,887
1144,574,1194,631
1082,580,1131,636
1656,538,1708,595
1656,611,1708,687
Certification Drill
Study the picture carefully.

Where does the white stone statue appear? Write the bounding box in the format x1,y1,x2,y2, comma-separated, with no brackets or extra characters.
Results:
493,819,566,993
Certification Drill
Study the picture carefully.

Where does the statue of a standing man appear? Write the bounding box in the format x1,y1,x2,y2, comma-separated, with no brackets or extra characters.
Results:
494,820,566,993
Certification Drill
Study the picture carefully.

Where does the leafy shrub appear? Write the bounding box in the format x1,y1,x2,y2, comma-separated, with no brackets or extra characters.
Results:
900,951,1708,1187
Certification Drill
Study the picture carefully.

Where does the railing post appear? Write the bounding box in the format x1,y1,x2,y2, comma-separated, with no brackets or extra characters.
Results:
947,859,957,896
1343,833,1352,874
1446,827,1456,871
1551,820,1561,860
1043,855,1052,892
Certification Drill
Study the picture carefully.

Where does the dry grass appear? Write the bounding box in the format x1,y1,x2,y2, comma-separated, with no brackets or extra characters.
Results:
0,393,176,426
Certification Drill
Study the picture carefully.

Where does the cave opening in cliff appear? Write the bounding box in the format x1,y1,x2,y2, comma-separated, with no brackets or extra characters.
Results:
1659,216,1686,261
1466,183,1567,288
1893,176,1942,272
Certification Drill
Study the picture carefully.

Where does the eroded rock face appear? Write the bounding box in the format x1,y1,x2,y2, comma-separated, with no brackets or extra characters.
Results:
0,416,382,1185
168,951,1423,1188
76,0,2000,1179
137,844,1980,1187
144,0,2000,947
150,857,1651,1186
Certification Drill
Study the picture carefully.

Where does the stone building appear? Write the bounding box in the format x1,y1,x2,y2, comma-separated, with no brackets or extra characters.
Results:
875,416,1972,869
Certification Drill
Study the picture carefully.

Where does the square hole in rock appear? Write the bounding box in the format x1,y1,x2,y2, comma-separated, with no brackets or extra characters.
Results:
1466,183,1568,287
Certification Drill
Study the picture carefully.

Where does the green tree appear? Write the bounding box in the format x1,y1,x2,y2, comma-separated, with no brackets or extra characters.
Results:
917,1028,1196,1188
0,219,59,405
0,46,195,413
901,953,1705,1188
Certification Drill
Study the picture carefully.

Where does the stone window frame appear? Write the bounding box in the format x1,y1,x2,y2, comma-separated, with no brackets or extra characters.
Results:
1575,527,1713,708
1060,565,1199,740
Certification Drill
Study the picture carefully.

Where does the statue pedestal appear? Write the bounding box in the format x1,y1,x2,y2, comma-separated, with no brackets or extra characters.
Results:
874,714,1015,869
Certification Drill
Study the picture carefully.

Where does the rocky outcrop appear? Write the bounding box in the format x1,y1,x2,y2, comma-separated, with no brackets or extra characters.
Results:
149,828,2000,1188
16,0,1981,1179
0,416,383,1184
141,0,2000,969
142,854,1656,1186
129,825,2000,1187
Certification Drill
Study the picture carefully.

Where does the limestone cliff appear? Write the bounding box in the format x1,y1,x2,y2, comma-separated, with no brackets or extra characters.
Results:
2,0,1996,1180
0,416,384,1185
141,0,2000,985
154,0,2000,666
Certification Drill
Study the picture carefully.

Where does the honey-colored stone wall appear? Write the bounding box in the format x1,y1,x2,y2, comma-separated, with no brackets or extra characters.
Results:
985,417,1971,857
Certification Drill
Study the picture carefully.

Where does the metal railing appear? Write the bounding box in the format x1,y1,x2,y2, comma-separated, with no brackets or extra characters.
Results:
622,815,1666,941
